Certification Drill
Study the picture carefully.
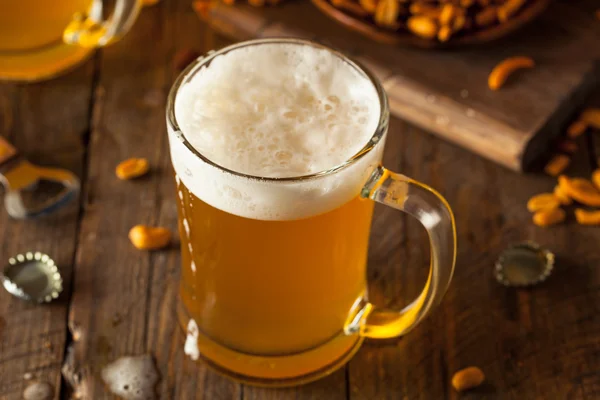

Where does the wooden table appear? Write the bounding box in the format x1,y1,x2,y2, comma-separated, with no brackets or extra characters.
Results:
1,2,599,399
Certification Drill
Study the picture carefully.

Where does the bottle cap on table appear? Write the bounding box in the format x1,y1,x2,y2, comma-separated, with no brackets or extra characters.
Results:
1,252,63,302
494,241,554,287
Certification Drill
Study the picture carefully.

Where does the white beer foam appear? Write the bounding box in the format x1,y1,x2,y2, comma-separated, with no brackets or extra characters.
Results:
101,354,159,400
171,42,384,220
184,319,200,361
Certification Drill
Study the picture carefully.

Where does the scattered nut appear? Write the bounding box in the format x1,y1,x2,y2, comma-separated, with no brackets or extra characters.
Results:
533,208,566,227
558,175,600,207
437,25,452,42
497,0,527,22
553,185,572,206
544,154,570,177
567,119,588,138
452,366,485,392
526,169,600,228
407,15,438,39
375,0,401,28
527,193,559,212
116,158,150,180
129,225,171,250
488,56,535,91
575,208,600,225
439,4,456,26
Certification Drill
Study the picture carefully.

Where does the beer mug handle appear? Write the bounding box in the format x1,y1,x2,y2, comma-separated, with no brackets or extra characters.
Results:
63,0,143,48
346,166,457,339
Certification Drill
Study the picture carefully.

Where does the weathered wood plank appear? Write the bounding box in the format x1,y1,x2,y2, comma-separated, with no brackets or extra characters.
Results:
63,1,241,398
3,4,598,400
0,60,95,399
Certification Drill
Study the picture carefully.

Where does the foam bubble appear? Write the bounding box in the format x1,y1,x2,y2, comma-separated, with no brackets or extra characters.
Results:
184,319,200,361
101,354,159,400
170,42,384,220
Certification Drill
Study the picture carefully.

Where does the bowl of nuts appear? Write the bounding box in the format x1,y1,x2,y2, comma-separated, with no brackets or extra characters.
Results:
311,0,551,48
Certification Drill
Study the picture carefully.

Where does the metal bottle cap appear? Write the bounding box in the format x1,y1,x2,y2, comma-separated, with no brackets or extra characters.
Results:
1,252,63,302
495,242,554,287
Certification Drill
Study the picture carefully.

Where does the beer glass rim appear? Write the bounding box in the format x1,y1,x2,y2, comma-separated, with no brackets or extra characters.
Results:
166,38,389,183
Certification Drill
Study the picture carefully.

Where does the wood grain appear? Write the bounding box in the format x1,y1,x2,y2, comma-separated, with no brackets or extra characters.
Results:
62,1,240,398
0,60,95,399
196,0,600,171
1,2,600,399
243,369,347,400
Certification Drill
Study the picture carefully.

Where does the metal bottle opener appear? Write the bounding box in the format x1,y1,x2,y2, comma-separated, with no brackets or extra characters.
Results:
0,137,80,219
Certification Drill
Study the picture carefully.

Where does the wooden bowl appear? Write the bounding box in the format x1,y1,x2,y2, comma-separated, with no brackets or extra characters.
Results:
311,0,551,49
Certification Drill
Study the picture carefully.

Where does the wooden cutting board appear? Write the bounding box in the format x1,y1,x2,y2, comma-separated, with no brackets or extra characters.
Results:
194,0,600,171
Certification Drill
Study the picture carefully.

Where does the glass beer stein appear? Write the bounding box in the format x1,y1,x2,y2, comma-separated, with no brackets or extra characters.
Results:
0,0,142,81
166,38,457,386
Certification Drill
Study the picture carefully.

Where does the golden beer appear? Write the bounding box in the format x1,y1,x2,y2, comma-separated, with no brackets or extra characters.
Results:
0,0,140,81
0,0,92,51
168,39,457,386
177,181,373,362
